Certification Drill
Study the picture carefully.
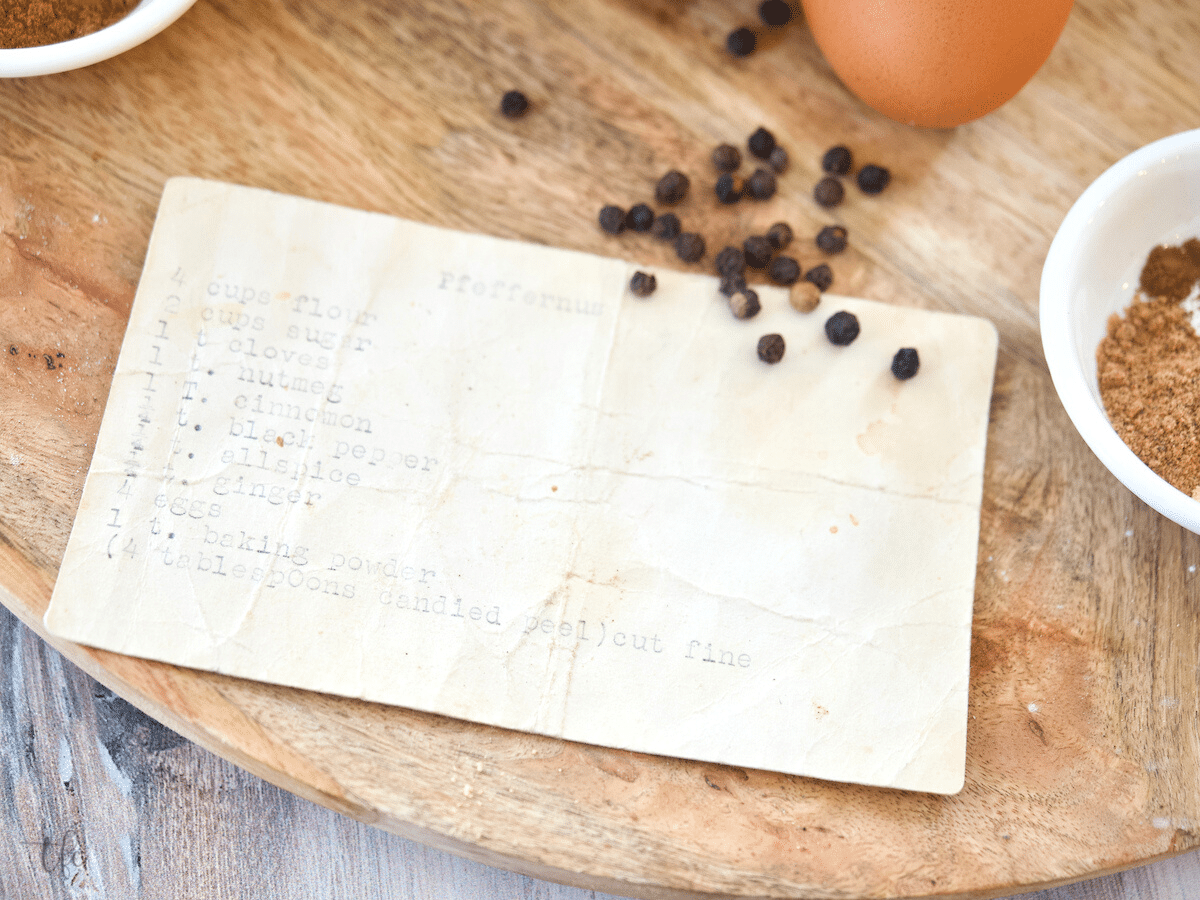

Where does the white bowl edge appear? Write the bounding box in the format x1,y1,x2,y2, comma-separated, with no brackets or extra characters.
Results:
1040,128,1200,534
0,0,197,78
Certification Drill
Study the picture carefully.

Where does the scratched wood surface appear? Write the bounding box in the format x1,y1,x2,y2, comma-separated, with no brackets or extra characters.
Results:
3,603,1200,900
1,0,1200,897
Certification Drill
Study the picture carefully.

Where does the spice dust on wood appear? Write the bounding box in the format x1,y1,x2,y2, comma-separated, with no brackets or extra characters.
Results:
1097,240,1200,498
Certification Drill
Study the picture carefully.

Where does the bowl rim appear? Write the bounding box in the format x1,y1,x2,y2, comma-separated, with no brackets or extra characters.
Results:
0,0,198,78
1039,127,1200,534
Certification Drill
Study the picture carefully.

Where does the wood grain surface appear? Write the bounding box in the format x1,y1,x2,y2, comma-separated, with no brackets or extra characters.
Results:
1,0,1200,897
2,602,1200,900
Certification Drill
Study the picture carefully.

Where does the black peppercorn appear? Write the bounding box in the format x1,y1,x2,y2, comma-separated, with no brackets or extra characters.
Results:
768,255,801,285
757,333,786,363
598,205,626,235
813,176,844,208
715,246,746,276
726,27,756,57
746,167,777,200
748,127,776,160
743,235,773,269
715,172,743,204
676,232,706,263
729,288,761,320
655,170,690,205
651,212,681,241
712,143,742,172
891,347,920,380
766,221,793,250
627,203,655,232
857,164,891,194
758,0,792,27
825,310,860,345
630,271,658,298
500,90,529,118
822,145,853,175
816,225,848,254
805,263,833,291
719,272,748,297
767,145,788,174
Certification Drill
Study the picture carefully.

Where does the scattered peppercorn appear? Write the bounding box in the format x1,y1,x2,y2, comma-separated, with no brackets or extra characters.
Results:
715,172,743,204
719,272,748,297
599,205,626,234
857,164,891,194
822,145,852,175
630,271,658,298
768,255,801,285
627,203,655,232
748,127,776,159
651,212,681,241
805,263,833,291
500,90,529,118
766,221,793,250
729,288,761,320
715,246,746,276
726,27,756,57
813,176,844,208
891,347,920,380
743,235,773,269
767,145,788,174
825,310,860,345
712,143,742,172
676,232,706,263
758,0,792,27
816,225,848,254
789,281,821,313
655,170,690,205
757,333,786,363
746,168,777,200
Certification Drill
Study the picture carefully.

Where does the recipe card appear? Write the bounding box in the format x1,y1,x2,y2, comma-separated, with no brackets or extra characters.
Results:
46,178,998,794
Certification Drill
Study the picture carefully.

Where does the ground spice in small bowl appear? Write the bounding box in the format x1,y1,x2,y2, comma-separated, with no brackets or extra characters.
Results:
1096,239,1200,498
1,0,139,49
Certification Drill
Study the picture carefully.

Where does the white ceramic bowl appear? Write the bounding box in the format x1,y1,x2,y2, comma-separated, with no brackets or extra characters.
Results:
0,0,197,78
1040,128,1200,534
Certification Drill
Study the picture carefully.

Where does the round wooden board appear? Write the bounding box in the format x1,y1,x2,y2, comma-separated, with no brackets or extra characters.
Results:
3,1,1200,897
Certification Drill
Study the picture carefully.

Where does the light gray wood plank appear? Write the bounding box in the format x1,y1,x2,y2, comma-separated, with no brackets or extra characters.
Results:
1024,854,1200,900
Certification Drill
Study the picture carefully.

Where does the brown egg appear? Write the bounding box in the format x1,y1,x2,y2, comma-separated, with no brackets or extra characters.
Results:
800,0,1074,128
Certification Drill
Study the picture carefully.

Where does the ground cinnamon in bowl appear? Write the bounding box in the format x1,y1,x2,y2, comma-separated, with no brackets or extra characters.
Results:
0,0,139,49
1096,239,1200,499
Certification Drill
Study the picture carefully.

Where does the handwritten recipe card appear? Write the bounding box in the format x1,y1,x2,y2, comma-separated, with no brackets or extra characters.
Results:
46,178,997,794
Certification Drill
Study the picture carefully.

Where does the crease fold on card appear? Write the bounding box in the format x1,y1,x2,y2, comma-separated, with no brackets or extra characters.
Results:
45,177,999,794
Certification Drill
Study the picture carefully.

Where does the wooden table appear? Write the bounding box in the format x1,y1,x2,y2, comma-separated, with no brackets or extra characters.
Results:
2,1,1199,897
3,601,1200,900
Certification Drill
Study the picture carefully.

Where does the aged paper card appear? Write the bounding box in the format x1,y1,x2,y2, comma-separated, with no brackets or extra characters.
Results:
46,178,998,794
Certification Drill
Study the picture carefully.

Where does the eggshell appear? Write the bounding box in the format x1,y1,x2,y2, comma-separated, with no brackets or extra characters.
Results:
800,0,1074,128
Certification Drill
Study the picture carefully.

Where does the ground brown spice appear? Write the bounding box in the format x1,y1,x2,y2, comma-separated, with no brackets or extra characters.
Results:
1097,241,1200,498
0,0,139,49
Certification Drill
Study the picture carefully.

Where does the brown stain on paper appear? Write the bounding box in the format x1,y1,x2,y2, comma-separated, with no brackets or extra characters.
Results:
855,419,892,456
